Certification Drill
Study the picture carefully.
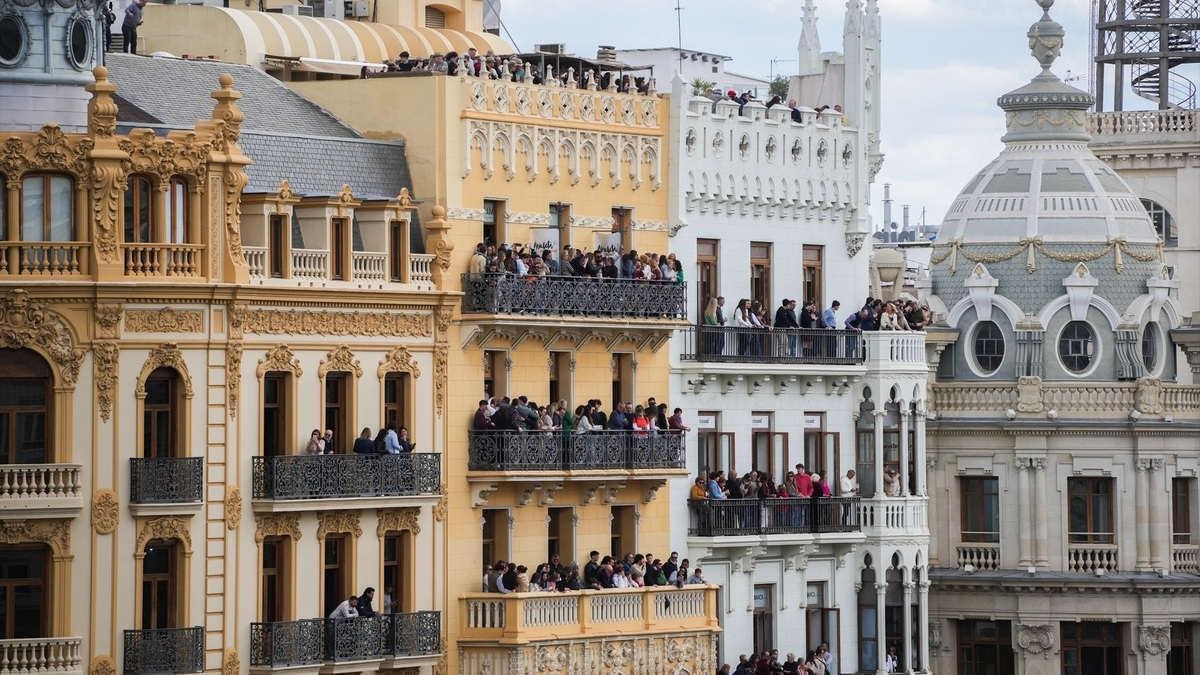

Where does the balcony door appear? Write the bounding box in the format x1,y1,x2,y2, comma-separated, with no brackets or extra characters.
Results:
262,373,290,458
389,219,408,282
804,431,840,487
330,217,348,281
696,239,719,313
323,537,350,616
143,367,182,459
0,546,47,638
261,537,290,623
267,214,287,279
141,541,180,629
0,349,51,464
382,532,411,613
610,505,637,559
383,373,409,435
324,374,348,455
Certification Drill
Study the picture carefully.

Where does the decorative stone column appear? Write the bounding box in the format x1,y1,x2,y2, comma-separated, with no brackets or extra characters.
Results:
917,581,930,672
913,409,927,496
1135,458,1152,571
1147,458,1166,570
902,580,914,673
1032,457,1048,568
1137,624,1171,673
875,582,888,675
1016,458,1032,568
873,410,886,497
898,409,910,497
1015,623,1057,675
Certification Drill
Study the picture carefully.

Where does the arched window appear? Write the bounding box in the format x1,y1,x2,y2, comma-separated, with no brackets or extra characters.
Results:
1141,199,1177,246
21,174,74,241
143,367,182,458
1142,322,1160,374
1058,321,1095,374
124,175,153,243
168,177,188,244
0,348,52,464
972,321,1005,375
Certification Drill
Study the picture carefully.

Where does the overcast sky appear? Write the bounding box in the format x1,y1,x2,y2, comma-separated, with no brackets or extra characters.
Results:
499,0,1108,231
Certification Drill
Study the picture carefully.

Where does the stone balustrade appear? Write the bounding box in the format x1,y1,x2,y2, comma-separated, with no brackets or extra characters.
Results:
1087,109,1198,140
122,244,203,277
460,586,717,645
1067,544,1119,574
1172,544,1199,575
0,242,89,276
245,247,436,287
956,544,1001,571
0,637,83,675
0,465,84,516
859,496,929,538
931,381,1200,418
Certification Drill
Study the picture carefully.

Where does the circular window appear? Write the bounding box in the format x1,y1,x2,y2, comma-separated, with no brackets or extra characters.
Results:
973,321,1005,375
66,16,91,70
0,15,28,67
1142,322,1160,374
1058,321,1095,374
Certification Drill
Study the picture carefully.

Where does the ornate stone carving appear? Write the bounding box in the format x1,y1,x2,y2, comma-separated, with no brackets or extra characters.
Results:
318,346,363,378
93,341,118,422
846,232,866,259
123,308,204,333
376,507,421,537
0,520,71,555
254,513,301,543
118,129,211,182
433,492,447,522
88,655,117,675
1016,376,1045,413
135,516,193,554
434,344,449,418
227,303,249,340
377,346,421,380
91,489,120,535
256,345,302,378
1016,623,1054,657
535,646,568,674
226,342,243,419
244,309,431,337
317,510,362,540
929,620,945,653
1135,376,1163,415
136,344,194,398
221,648,239,675
0,290,86,386
94,303,122,339
224,485,242,530
1138,625,1171,659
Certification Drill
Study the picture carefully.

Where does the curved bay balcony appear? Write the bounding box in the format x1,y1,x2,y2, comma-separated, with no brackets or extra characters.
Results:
251,453,442,512
122,627,203,675
460,274,687,321
249,613,441,671
680,325,865,365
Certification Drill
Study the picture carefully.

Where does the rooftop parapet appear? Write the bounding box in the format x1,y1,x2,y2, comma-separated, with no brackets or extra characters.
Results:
463,78,663,131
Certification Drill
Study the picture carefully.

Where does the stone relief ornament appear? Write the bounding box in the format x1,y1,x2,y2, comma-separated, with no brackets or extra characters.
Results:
136,344,194,398
221,649,239,675
93,341,118,422
316,510,362,540
0,289,85,386
1016,376,1045,413
244,309,432,337
123,308,204,333
1138,625,1171,659
378,346,421,380
224,485,242,530
845,233,866,259
376,507,420,537
94,303,123,338
318,345,363,378
226,342,243,420
254,513,301,543
535,645,568,674
135,516,192,554
91,489,120,535
1134,376,1163,415
88,655,117,675
1016,623,1054,657
256,345,302,378
0,519,71,555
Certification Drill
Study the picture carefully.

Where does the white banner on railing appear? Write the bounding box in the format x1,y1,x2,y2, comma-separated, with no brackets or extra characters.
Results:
527,228,559,256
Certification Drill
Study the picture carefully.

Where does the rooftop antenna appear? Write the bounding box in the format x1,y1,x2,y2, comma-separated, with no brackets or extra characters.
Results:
675,0,684,73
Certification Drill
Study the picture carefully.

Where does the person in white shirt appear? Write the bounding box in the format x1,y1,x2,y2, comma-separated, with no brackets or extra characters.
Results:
884,645,898,673
329,595,359,619
382,586,394,614
612,568,631,588
840,470,859,525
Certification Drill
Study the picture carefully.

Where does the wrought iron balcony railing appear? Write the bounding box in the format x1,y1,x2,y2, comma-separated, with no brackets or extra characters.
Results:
687,497,861,537
122,627,203,675
249,613,442,667
680,325,866,365
460,273,687,319
467,430,685,472
252,453,442,500
129,458,204,504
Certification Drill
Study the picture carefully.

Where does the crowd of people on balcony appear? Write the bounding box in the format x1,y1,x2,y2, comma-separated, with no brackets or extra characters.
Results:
718,643,841,675
482,550,706,594
302,423,416,455
473,395,690,435
469,242,685,284
327,586,400,618
366,47,657,94
689,465,861,533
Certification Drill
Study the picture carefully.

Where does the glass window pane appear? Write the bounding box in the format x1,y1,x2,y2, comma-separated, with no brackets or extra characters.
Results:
48,176,73,241
12,584,43,638
169,180,187,243
16,412,46,463
21,176,44,240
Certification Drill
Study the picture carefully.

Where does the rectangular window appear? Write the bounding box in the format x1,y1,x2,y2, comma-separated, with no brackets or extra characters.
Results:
481,509,508,568
142,372,177,459
0,548,46,639
753,429,788,485
323,375,347,454
21,175,74,242
750,242,771,308
804,430,840,484
268,214,286,278
697,239,719,311
698,431,735,475
960,477,1000,543
1169,623,1194,675
0,377,49,465
124,176,153,243
1068,478,1114,544
323,537,347,617
547,507,573,567
1061,622,1122,675
611,354,633,409
550,202,571,248
389,219,407,282
1173,478,1195,544
548,353,572,407
261,537,287,622
958,620,1014,675
752,584,774,655
382,533,409,613
384,372,408,433
262,373,287,458
803,245,824,307
610,505,636,559
483,199,504,246
330,217,348,280
167,178,188,244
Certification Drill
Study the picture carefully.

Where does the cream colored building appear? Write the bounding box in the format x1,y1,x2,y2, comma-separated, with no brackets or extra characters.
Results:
919,4,1200,675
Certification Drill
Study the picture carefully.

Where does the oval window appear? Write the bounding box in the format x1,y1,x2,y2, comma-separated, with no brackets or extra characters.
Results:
0,15,27,66
1141,322,1160,374
1058,321,1094,374
67,17,90,70
973,321,1005,375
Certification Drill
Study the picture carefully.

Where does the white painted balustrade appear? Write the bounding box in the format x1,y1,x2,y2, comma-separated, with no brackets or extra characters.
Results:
0,465,83,501
956,545,1000,571
243,246,267,278
1067,544,1119,573
0,638,83,675
351,252,387,282
409,254,434,285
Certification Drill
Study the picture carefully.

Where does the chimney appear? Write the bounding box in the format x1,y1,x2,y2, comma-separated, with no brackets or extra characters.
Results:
597,46,617,61
882,183,892,233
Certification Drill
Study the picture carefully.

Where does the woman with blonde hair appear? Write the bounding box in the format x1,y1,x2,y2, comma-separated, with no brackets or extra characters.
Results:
702,298,721,358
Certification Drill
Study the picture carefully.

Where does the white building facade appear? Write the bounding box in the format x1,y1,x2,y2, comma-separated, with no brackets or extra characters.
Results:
665,1,932,671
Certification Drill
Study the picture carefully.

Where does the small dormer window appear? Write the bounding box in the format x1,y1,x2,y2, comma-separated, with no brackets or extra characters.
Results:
1058,321,1094,374
1141,322,1160,375
66,15,91,71
0,15,28,68
972,321,1005,375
